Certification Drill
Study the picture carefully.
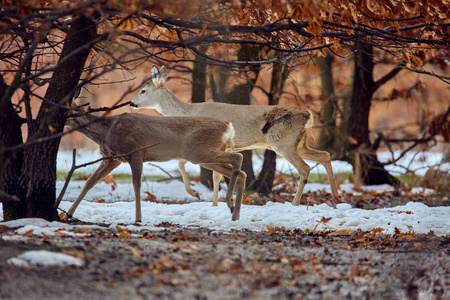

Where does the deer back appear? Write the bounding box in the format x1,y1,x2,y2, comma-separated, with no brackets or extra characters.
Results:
100,113,234,163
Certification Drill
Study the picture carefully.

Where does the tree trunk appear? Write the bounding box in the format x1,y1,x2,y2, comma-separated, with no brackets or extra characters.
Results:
0,76,24,215
348,43,396,185
191,49,214,189
3,16,97,221
317,54,336,151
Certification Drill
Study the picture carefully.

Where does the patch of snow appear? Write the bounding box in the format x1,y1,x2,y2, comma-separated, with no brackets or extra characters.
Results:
7,250,85,267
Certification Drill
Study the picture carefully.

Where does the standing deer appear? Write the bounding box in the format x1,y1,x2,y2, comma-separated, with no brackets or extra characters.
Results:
64,111,246,222
131,65,343,206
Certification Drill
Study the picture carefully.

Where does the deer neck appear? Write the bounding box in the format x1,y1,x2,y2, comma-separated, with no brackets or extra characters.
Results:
154,92,192,116
69,113,111,145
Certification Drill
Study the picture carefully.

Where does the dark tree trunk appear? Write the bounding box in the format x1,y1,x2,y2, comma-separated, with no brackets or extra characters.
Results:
348,43,396,185
191,48,214,189
3,16,97,221
0,76,24,216
250,150,277,194
317,53,336,151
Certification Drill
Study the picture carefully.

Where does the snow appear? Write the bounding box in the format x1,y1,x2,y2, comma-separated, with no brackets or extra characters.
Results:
1,150,449,240
7,250,85,267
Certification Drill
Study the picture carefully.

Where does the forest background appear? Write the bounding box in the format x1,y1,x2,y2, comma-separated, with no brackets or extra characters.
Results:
0,0,449,221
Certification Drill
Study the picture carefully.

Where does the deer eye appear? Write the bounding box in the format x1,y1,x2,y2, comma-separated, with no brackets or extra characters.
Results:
140,90,146,94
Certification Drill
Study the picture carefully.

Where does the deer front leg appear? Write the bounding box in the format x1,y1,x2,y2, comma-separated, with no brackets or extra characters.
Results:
297,143,344,203
212,171,222,206
230,170,246,221
64,159,121,220
275,146,311,206
178,160,200,199
129,155,144,223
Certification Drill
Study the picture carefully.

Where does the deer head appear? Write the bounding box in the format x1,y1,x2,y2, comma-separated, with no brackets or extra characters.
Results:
130,65,168,110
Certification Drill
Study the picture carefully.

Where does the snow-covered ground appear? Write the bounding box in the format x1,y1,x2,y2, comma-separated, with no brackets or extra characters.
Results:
1,150,449,238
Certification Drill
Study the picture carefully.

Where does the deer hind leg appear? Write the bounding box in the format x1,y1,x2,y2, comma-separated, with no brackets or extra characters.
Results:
178,160,200,199
128,154,144,223
212,171,222,206
201,163,246,221
215,152,243,213
297,140,343,203
65,159,121,220
275,146,311,206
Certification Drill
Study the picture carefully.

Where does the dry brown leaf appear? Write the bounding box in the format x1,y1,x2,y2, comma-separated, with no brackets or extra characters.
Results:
59,212,67,220
127,246,141,258
74,227,94,234
329,229,354,236
22,229,34,237
118,232,131,238
174,234,189,241
320,216,332,223
145,191,157,201
171,242,186,248
92,198,106,203
116,225,129,231
54,230,69,237
103,175,117,190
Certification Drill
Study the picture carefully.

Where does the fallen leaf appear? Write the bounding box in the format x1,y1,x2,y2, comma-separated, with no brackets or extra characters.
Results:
329,229,354,235
116,225,129,232
74,227,94,234
126,268,146,278
189,244,201,251
54,230,69,237
92,198,106,203
127,246,141,257
103,175,117,191
144,191,157,201
171,242,186,248
118,232,131,238
174,234,189,241
105,283,115,289
242,195,251,205
320,216,332,223
22,229,34,237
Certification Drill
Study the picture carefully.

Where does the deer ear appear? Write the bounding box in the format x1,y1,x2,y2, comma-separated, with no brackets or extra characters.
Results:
151,66,160,85
159,66,167,83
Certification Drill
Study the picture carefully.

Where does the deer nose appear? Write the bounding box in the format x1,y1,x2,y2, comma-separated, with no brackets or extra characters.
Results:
130,102,138,108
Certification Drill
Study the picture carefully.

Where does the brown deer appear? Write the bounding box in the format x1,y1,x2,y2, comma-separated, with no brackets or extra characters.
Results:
64,111,246,222
131,65,344,206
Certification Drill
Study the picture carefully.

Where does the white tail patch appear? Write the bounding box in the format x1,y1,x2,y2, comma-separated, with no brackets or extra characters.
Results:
305,110,314,130
222,122,235,145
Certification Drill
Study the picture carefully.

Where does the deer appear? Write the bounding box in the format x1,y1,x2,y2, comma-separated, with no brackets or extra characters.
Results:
63,111,246,223
130,65,344,207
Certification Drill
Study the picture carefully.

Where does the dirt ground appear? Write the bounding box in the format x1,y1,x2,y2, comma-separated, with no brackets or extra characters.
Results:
1,192,449,300
0,222,449,300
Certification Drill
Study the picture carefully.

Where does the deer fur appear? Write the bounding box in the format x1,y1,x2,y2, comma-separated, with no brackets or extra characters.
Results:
131,65,343,206
64,111,246,222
